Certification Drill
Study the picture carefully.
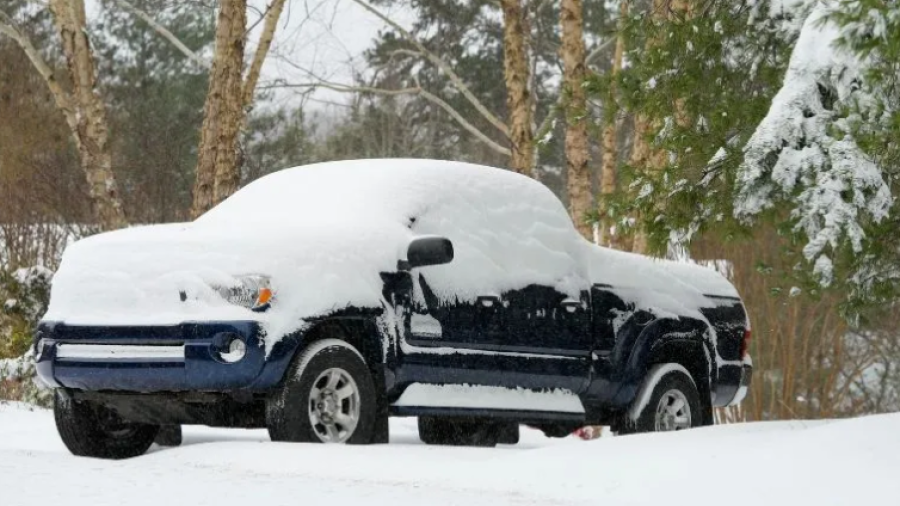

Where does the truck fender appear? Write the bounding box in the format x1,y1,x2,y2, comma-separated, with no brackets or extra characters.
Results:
248,315,386,391
610,316,715,412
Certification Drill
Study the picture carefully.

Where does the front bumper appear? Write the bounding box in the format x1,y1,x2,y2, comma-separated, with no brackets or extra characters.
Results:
35,321,274,392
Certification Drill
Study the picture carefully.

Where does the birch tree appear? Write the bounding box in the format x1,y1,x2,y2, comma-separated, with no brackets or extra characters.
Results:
0,1,127,230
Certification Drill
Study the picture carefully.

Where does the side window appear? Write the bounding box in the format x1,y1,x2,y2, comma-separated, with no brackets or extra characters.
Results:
406,178,590,349
409,183,588,303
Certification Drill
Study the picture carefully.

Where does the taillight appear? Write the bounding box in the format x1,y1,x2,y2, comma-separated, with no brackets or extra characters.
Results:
740,328,751,358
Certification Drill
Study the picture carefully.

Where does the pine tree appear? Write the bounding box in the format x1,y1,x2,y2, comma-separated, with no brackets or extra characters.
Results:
95,0,214,223
588,0,802,254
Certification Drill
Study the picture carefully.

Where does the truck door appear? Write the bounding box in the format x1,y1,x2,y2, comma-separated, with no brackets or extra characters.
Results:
401,274,591,393
393,176,595,399
500,284,592,392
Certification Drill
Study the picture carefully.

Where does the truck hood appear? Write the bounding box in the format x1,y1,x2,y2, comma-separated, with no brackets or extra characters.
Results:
43,220,410,345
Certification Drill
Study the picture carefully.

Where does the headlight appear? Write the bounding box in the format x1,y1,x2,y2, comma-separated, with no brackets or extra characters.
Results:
215,275,273,311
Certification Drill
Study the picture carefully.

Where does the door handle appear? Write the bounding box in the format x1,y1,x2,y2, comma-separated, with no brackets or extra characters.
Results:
560,299,583,313
477,295,501,308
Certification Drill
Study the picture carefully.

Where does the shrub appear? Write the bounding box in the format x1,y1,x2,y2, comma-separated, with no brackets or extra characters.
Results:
1,266,52,359
0,266,53,407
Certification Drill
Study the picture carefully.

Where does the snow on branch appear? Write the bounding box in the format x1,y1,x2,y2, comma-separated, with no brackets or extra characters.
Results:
0,10,76,126
735,2,892,285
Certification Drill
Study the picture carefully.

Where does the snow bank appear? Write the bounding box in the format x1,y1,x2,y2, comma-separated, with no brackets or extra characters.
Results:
1,403,898,506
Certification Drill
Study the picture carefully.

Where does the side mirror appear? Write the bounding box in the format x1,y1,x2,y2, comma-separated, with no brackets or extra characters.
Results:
402,236,454,270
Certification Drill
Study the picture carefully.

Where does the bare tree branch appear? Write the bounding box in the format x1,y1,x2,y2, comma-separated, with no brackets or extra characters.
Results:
532,37,617,141
416,85,511,157
268,79,512,157
0,11,76,129
587,36,617,66
242,0,287,109
110,0,210,69
535,99,562,143
350,0,510,137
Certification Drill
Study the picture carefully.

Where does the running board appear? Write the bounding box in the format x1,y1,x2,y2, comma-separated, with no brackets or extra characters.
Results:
391,406,585,423
392,383,586,414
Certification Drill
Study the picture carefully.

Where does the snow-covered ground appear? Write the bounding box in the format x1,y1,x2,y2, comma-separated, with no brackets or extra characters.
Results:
0,402,897,506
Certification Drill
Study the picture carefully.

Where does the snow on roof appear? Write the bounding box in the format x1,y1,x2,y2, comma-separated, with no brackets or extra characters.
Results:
197,159,553,229
44,159,739,352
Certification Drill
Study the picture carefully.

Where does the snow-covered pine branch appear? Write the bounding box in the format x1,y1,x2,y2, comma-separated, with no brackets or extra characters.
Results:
735,1,892,286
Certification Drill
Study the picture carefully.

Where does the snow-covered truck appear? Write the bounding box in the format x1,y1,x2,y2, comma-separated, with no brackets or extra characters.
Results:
34,159,752,458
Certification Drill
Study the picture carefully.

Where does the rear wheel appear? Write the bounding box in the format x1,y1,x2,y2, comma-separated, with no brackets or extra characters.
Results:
618,365,703,434
267,339,377,444
54,390,159,459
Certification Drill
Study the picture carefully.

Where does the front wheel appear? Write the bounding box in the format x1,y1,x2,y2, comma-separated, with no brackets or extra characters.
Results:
619,364,703,434
54,390,159,459
266,339,377,444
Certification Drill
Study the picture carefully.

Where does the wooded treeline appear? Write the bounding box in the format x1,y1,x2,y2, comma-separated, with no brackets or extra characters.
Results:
2,0,899,419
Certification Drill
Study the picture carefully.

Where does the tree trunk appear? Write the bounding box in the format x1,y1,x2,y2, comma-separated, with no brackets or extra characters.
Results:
191,0,248,219
628,113,670,253
629,0,673,254
560,0,592,240
598,0,628,248
500,0,534,177
47,0,127,230
242,0,287,111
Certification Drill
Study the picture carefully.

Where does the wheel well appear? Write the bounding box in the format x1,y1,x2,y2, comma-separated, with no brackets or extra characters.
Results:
648,337,714,425
299,319,383,372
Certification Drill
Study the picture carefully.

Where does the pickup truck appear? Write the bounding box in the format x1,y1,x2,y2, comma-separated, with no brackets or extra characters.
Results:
35,159,752,458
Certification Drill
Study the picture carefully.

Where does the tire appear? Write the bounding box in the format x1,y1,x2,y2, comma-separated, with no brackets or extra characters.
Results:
154,425,183,447
267,339,377,444
496,422,520,445
619,364,703,434
54,390,159,459
418,417,518,447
